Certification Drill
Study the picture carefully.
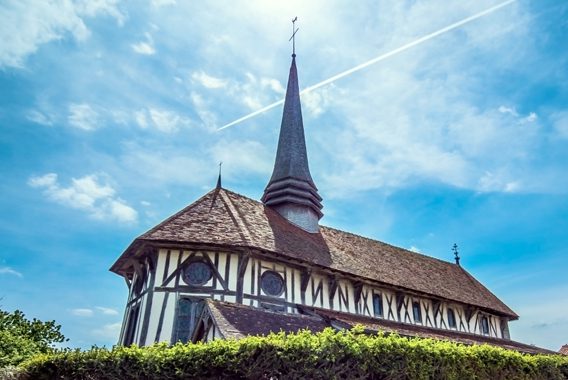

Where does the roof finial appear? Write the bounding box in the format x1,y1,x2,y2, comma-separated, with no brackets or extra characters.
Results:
289,17,299,57
452,243,460,266
216,161,222,189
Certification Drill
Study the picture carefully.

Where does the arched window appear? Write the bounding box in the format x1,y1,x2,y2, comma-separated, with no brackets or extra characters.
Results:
372,293,383,318
447,308,457,328
412,301,422,323
174,298,205,343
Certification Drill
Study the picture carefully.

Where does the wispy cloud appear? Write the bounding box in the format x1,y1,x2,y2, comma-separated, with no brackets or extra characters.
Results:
96,307,119,316
26,109,54,126
71,308,94,317
0,0,124,68
68,103,99,131
28,173,138,223
131,33,156,55
134,108,190,133
192,71,227,89
0,266,23,278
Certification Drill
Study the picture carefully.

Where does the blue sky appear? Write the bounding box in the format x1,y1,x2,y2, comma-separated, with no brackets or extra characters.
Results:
0,0,567,350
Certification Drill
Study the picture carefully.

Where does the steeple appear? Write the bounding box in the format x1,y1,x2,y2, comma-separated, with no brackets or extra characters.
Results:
261,48,323,233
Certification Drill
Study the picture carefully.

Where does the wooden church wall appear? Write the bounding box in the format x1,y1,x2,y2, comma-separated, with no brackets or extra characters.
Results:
119,247,506,345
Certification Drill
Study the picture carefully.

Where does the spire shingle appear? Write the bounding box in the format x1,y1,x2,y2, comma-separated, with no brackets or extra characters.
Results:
261,56,323,232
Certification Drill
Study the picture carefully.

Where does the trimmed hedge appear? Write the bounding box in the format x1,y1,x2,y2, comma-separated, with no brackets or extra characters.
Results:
13,328,568,380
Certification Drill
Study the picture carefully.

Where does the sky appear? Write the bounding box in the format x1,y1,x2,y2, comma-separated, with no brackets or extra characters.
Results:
0,0,567,351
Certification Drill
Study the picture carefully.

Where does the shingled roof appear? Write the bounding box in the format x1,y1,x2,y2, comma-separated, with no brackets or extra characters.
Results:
111,187,517,319
205,301,549,355
207,300,328,340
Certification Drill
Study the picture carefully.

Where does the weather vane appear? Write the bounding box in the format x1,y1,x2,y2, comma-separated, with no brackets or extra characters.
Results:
289,17,299,57
452,243,460,266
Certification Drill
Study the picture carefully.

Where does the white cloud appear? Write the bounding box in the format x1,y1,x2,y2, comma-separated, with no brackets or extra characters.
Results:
498,105,518,116
131,33,156,55
0,0,124,68
28,173,138,223
26,109,54,126
190,92,217,128
133,108,190,133
71,308,94,317
192,71,227,89
409,246,421,253
477,171,520,193
0,266,23,278
260,78,285,95
96,306,119,316
134,110,149,128
68,103,99,131
302,85,335,117
523,112,538,123
92,322,122,339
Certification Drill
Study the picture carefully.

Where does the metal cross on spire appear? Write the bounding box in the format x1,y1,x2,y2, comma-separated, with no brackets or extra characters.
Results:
289,17,299,57
452,243,461,266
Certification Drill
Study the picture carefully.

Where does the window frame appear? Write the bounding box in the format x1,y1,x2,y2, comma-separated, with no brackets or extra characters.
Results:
412,301,422,324
173,297,205,344
260,270,285,297
182,258,214,287
480,316,490,335
447,308,457,329
372,293,383,318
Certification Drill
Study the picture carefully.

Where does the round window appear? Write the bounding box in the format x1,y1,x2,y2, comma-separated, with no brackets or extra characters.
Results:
183,260,213,286
260,271,285,296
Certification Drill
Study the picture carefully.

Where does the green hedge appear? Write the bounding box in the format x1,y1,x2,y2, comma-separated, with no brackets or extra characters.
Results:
13,328,568,380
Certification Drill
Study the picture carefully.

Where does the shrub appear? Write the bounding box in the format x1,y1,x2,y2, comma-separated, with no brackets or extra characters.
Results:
15,328,568,380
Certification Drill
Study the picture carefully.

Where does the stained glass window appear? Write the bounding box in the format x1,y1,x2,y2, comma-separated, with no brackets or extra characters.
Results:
174,298,205,343
372,293,383,317
183,260,213,286
260,271,284,296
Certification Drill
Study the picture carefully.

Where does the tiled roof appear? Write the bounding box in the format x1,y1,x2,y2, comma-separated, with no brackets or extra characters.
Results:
206,300,328,339
312,308,554,355
205,301,551,355
111,188,517,318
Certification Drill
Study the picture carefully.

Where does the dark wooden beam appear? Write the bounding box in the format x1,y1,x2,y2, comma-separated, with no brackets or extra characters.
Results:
236,254,250,304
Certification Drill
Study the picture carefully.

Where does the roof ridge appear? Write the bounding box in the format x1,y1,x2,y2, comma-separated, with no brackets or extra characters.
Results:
219,189,253,245
213,190,481,269
320,225,455,267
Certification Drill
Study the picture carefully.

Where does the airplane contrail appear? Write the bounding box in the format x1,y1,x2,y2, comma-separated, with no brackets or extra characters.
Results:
217,0,517,131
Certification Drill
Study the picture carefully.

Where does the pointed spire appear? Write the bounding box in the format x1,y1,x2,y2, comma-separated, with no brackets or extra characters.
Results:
216,162,222,189
261,43,323,233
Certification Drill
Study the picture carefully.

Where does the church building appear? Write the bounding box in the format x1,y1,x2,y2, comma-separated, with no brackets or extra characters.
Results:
110,46,554,355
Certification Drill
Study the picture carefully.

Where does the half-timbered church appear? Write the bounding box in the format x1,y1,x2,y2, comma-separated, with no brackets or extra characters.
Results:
111,45,554,354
